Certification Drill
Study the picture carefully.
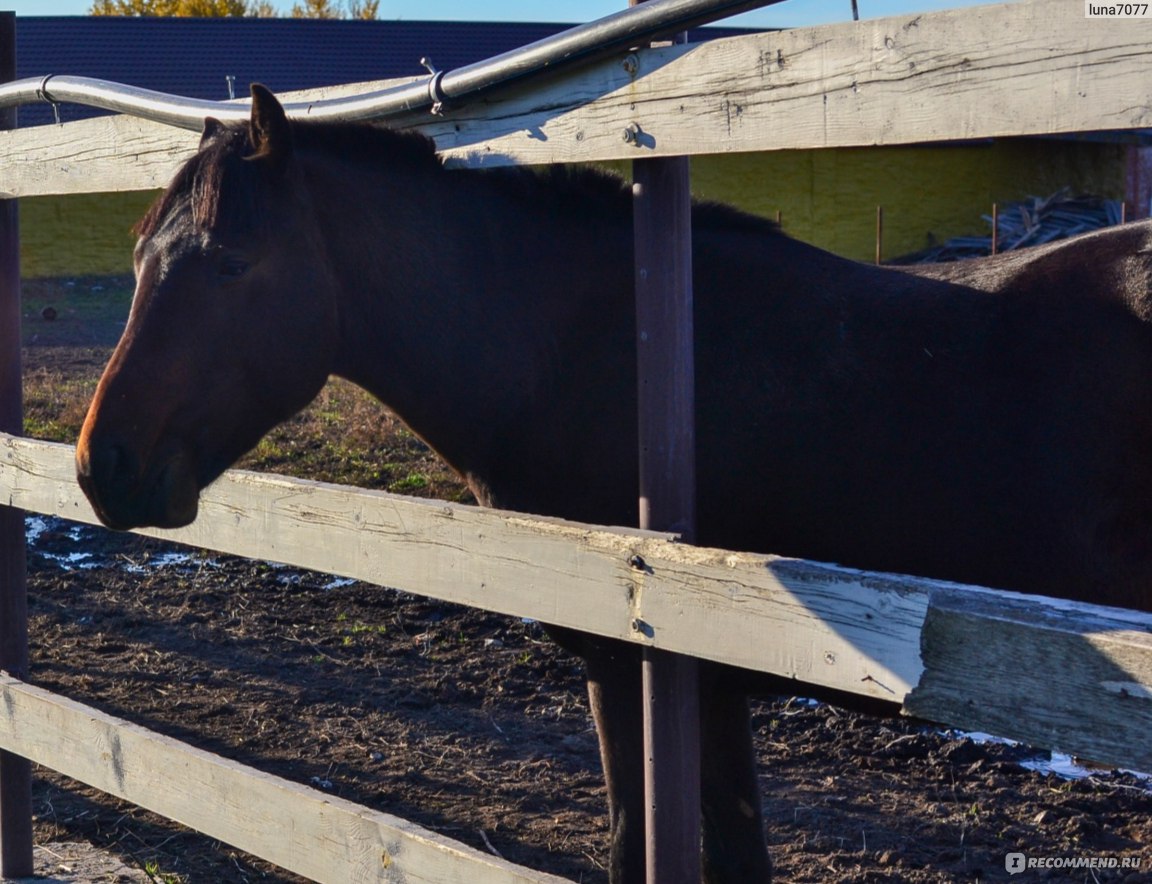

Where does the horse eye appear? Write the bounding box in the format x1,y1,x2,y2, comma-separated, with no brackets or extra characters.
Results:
218,256,250,279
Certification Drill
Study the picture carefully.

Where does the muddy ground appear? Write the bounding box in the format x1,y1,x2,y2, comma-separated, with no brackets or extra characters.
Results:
13,278,1152,882
22,522,1152,883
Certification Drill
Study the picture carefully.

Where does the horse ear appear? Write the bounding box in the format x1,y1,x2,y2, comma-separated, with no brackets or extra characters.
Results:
200,117,223,149
248,83,291,172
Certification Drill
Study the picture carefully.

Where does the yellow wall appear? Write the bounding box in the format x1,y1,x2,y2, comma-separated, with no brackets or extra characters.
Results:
17,139,1124,278
20,190,157,278
690,139,1126,262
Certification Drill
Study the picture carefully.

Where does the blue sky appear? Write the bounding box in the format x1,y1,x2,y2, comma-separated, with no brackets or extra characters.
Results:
4,1,1007,27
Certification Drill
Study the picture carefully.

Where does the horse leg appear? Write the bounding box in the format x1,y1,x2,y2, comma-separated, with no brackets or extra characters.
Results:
544,626,646,883
587,656,647,882
700,667,772,883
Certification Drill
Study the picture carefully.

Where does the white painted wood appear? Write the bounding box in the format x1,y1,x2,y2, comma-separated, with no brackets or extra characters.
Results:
0,433,928,703
0,676,568,884
3,0,1150,196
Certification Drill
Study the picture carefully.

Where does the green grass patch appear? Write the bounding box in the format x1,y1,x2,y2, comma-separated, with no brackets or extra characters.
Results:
21,275,134,349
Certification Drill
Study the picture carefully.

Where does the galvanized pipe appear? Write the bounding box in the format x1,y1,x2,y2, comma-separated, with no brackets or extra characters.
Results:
0,0,786,130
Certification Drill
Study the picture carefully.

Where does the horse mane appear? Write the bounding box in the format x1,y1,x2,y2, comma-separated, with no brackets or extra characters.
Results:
292,119,779,235
134,124,252,238
481,163,781,235
136,116,780,239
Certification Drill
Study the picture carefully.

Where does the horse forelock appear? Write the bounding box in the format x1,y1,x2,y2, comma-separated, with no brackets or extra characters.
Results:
134,124,260,241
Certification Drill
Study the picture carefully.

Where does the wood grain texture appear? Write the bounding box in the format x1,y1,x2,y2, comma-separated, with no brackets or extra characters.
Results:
427,0,1152,165
3,0,1151,197
3,433,1152,765
0,433,927,703
0,78,418,198
905,588,1152,771
0,676,568,883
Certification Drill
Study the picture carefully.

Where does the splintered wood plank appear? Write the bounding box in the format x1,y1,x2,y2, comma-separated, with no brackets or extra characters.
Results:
905,588,1152,771
427,0,1152,165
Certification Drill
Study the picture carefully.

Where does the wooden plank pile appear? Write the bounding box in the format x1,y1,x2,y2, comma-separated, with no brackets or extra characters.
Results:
895,190,1124,263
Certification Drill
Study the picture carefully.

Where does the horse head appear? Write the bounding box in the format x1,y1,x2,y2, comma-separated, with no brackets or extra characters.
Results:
76,86,338,530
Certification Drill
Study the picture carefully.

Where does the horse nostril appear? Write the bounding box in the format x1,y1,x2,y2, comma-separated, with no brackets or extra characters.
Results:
108,443,140,486
84,440,139,489
76,436,152,531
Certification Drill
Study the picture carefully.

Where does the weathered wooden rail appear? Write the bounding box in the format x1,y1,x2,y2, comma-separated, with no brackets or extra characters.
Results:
2,431,1151,765
2,432,1151,881
2,1,1152,881
0,671,563,884
4,1,1152,197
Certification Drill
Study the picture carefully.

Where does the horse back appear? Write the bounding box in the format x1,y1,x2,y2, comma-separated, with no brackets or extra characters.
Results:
690,223,1152,611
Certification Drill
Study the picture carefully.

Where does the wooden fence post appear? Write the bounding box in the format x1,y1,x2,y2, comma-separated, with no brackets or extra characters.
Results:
634,146,702,884
629,5,701,881
0,11,34,879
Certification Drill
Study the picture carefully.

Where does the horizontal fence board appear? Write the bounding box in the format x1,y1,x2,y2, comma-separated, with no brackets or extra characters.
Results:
3,0,1151,196
426,0,1152,166
5,433,1152,773
0,675,568,883
0,77,417,198
905,589,1152,771
1,112,196,199
0,433,928,703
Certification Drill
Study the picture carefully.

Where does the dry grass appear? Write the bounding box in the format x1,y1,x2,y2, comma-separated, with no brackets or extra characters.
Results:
239,378,471,500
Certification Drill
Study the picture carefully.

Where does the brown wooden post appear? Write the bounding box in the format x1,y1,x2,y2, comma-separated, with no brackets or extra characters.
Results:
634,148,703,884
874,205,883,265
0,11,34,879
629,5,700,882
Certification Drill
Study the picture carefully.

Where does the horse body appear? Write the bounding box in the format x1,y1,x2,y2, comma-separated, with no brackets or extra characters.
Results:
75,87,1152,882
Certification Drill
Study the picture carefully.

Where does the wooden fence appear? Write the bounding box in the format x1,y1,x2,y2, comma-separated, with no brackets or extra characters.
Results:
2,1,1152,881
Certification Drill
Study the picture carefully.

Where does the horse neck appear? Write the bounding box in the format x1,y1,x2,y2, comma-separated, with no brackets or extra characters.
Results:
303,153,634,501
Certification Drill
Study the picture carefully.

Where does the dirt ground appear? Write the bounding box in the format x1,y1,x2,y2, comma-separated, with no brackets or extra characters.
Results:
13,279,1152,883
21,523,1152,883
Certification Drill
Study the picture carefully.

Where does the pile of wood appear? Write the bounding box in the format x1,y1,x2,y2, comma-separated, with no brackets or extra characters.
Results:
894,190,1124,263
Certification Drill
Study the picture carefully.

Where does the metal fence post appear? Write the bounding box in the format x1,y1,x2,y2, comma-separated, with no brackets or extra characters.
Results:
0,10,33,879
629,5,701,880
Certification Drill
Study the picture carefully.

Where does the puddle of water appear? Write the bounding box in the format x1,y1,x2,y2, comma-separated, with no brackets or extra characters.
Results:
25,516,50,545
39,551,100,571
25,515,210,573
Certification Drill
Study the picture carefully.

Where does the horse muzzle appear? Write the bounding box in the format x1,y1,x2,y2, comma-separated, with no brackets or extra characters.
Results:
75,434,200,531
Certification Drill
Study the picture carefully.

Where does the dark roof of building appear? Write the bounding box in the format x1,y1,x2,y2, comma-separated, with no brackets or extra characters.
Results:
13,16,759,128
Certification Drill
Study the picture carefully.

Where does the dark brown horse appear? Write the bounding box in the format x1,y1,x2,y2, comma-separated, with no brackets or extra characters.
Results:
76,86,1152,882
